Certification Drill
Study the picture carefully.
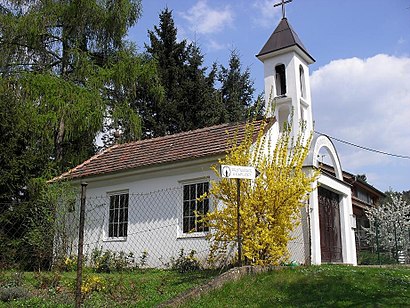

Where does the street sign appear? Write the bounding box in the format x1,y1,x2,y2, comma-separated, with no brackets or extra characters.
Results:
220,165,259,180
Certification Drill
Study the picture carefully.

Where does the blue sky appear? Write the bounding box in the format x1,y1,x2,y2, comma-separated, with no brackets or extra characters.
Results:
128,0,410,192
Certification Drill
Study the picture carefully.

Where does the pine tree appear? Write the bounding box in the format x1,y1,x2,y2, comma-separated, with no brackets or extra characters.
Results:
218,50,259,122
145,8,221,137
145,8,187,136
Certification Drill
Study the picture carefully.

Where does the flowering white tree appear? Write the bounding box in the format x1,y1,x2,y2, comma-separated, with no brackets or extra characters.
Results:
363,193,410,263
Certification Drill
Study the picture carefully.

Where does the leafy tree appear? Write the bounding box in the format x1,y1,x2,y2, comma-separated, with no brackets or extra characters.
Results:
0,0,164,269
204,119,318,266
402,190,410,204
0,0,163,201
363,192,410,262
0,179,78,270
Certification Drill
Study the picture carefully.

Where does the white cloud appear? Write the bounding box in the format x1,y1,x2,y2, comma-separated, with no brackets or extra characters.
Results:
311,54,410,190
180,0,233,35
252,0,281,28
207,39,227,51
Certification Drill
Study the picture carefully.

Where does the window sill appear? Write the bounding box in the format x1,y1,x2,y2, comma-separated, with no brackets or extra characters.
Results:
102,237,127,242
177,232,208,239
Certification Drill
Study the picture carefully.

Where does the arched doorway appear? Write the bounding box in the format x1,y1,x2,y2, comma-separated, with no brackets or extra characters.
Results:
305,133,356,265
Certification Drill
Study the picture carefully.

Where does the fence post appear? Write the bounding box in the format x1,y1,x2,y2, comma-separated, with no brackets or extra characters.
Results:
375,218,380,266
75,182,88,308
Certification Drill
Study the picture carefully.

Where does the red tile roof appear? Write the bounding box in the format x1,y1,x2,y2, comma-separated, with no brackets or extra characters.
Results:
52,119,273,181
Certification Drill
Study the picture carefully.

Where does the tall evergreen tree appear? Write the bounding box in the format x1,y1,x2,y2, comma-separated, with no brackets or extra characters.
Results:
218,50,258,122
179,44,221,131
145,8,187,136
145,8,220,137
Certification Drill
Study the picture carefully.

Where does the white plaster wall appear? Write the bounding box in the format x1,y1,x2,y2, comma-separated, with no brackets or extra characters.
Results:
75,160,218,268
287,206,310,265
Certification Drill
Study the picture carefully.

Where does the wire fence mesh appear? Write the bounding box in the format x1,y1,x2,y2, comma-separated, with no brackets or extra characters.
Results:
0,186,313,273
2,189,410,274
356,218,410,265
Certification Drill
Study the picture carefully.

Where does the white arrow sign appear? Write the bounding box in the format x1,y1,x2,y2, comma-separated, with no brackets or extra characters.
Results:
220,165,259,180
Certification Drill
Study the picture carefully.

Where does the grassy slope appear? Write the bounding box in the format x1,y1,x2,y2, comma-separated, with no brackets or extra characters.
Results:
0,269,218,307
185,266,410,308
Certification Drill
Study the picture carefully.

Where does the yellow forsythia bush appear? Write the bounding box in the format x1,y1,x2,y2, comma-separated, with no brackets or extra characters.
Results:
204,118,319,266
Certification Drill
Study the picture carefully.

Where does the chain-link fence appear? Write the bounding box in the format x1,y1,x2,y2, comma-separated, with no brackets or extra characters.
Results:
69,187,213,270
1,186,309,272
357,218,410,265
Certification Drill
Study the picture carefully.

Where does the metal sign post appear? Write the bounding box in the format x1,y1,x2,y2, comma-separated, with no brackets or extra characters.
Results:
236,178,242,267
221,165,259,267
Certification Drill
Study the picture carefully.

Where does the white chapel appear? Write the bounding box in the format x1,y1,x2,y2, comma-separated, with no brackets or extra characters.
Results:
54,4,358,267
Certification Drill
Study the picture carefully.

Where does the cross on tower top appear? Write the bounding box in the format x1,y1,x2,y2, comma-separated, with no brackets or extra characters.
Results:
274,0,293,19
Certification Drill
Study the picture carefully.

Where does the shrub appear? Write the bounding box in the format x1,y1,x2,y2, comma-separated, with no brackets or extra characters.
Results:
0,286,30,302
90,248,148,272
358,250,398,265
81,275,106,295
34,271,62,290
170,249,201,273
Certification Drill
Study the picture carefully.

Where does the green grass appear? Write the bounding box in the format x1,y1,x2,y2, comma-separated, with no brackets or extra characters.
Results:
2,266,409,307
0,268,218,307
184,266,410,308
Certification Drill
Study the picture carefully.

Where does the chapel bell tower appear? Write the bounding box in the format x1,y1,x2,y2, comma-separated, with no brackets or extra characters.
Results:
256,1,315,136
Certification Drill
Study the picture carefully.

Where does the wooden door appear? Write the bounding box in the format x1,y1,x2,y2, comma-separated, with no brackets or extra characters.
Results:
318,187,343,263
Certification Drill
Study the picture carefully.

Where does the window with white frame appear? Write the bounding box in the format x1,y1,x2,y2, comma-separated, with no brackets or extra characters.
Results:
108,192,129,238
183,182,209,233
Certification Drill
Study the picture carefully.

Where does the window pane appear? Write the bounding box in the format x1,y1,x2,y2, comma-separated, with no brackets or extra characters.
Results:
114,207,119,222
189,217,195,232
197,183,203,197
109,223,113,237
190,201,196,213
183,218,189,233
183,186,189,201
183,201,190,216
123,222,128,237
190,185,196,200
108,193,129,238
197,201,204,214
182,182,210,233
204,199,209,214
110,196,115,210
114,195,119,210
